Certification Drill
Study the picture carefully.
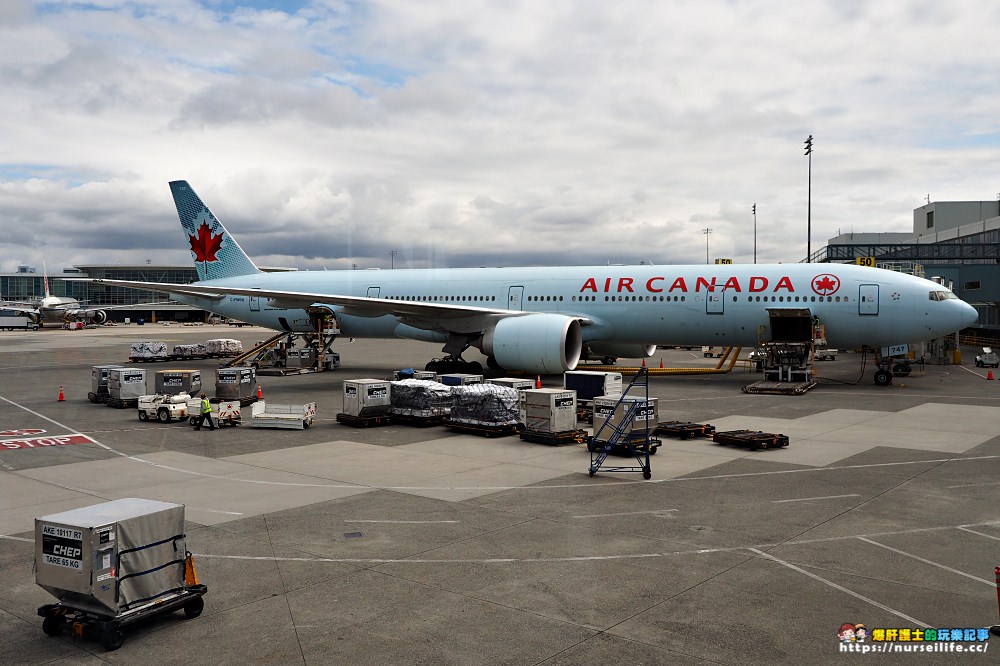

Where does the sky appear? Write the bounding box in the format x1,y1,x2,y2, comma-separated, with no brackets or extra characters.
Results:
2,0,1000,274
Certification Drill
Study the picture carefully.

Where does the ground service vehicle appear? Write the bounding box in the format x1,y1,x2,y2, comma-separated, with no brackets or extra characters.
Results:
137,393,192,423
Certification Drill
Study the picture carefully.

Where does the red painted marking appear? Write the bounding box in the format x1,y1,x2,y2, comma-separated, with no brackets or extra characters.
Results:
0,429,46,437
0,434,96,451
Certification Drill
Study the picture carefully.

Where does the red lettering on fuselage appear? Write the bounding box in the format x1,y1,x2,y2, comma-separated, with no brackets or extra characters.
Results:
578,275,795,294
580,277,598,293
695,277,717,292
749,276,768,292
723,276,741,292
618,277,634,292
669,277,687,292
774,276,794,292
646,277,664,292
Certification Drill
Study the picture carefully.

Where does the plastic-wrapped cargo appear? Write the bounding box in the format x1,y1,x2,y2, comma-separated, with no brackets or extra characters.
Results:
519,388,577,433
108,368,147,401
129,341,169,361
563,371,623,402
154,369,202,396
592,395,659,442
389,379,452,418
449,384,520,426
206,338,243,356
172,343,207,358
35,498,186,617
342,379,392,417
215,367,256,401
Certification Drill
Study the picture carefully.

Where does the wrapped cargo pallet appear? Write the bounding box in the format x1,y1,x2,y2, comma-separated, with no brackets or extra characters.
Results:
129,341,169,361
206,338,243,356
449,384,520,426
172,343,208,358
389,379,452,418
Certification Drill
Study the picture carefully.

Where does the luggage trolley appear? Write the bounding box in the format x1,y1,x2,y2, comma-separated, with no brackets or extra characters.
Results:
588,368,658,479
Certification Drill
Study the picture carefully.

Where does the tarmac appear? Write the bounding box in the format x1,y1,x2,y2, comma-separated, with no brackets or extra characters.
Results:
1,324,998,664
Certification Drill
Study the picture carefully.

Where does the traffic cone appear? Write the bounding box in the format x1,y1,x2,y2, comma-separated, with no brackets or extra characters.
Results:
58,386,65,402
659,358,664,368
989,370,994,381
535,375,542,389
257,384,263,399
641,358,646,367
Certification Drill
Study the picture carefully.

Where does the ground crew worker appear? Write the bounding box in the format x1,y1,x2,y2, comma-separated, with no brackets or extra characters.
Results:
195,392,215,431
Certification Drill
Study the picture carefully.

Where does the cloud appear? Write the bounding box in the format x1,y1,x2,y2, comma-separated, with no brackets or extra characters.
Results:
2,0,1000,275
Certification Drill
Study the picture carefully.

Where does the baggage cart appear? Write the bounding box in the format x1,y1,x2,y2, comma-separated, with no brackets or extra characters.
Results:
250,401,315,429
35,498,207,651
655,420,716,439
187,399,242,427
713,429,790,450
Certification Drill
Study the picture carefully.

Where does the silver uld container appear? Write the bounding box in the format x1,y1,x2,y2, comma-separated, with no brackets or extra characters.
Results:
518,388,577,433
592,395,659,441
563,370,623,402
35,498,186,617
343,379,392,417
108,367,147,400
438,373,483,386
488,377,535,391
91,365,125,395
215,367,256,400
154,369,202,396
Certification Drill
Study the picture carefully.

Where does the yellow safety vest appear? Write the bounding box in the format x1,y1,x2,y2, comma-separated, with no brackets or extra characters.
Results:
201,398,211,414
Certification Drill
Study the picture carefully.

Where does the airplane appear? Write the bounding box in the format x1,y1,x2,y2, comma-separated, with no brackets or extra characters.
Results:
76,180,978,385
4,266,112,326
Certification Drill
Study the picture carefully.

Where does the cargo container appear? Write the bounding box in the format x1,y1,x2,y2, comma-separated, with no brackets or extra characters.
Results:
107,368,147,403
342,379,392,417
154,369,202,396
35,498,206,651
518,388,577,433
563,371,623,403
488,377,535,391
89,365,125,403
215,367,256,401
592,395,659,442
438,373,483,386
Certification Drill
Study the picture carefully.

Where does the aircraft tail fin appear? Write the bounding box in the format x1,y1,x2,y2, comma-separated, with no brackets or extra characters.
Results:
42,261,51,298
170,180,260,281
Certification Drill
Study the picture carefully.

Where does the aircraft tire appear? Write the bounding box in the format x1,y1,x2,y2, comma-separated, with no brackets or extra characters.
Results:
874,369,892,386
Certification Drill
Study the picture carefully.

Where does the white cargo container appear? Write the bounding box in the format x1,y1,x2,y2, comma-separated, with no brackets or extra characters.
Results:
438,373,483,386
154,369,202,396
108,368,147,401
592,395,659,442
90,365,125,402
488,377,535,391
519,388,577,433
215,367,256,401
342,379,392,417
563,371,623,402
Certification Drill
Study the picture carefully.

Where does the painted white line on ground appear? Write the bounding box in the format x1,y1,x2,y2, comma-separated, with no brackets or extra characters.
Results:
189,519,1000,567
572,509,678,518
771,494,860,504
190,507,245,516
344,520,459,525
747,548,929,627
856,537,993,586
956,526,1000,542
0,534,33,542
947,480,1000,489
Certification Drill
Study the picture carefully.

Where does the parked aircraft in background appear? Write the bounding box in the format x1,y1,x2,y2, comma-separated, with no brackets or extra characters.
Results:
78,180,977,385
4,268,110,325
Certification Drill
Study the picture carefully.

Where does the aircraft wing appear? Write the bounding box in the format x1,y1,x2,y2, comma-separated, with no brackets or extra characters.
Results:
0,301,41,315
72,279,579,329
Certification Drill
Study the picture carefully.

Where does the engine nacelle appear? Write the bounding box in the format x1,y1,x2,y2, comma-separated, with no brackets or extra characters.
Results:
482,314,583,373
89,310,108,325
584,343,656,360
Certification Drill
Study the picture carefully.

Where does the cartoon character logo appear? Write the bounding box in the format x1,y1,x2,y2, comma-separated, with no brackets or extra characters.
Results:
812,274,841,296
189,222,223,262
838,623,856,642
854,624,867,642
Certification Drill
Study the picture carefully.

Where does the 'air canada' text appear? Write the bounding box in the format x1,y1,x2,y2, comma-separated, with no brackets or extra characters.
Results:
579,276,796,294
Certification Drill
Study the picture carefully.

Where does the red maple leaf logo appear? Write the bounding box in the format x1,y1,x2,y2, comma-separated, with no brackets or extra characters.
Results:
189,222,223,262
812,274,840,296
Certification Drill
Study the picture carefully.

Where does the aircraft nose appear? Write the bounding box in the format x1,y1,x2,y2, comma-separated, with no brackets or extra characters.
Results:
959,301,979,328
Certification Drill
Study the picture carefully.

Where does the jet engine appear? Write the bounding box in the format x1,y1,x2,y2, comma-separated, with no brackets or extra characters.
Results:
482,314,583,373
88,310,108,325
584,343,656,360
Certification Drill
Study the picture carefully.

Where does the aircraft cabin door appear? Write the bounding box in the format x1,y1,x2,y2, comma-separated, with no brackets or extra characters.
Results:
249,294,260,312
508,286,524,311
706,289,724,314
367,287,380,299
859,284,879,316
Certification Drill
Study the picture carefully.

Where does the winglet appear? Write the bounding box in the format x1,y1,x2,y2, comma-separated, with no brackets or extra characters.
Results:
170,180,260,281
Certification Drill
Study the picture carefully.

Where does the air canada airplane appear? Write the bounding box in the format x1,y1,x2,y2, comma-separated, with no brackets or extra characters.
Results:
80,180,977,385
5,267,111,326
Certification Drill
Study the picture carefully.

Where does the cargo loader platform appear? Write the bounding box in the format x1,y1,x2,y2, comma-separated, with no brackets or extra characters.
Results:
741,380,817,395
445,420,522,438
335,412,393,428
654,420,716,439
389,413,446,427
713,429,789,450
519,428,588,446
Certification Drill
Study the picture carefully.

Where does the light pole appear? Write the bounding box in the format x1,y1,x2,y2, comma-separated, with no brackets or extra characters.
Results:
804,134,813,262
752,203,757,264
702,227,712,264
389,250,397,269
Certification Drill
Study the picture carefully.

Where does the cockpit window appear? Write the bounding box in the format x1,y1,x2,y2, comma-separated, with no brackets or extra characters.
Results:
928,290,957,301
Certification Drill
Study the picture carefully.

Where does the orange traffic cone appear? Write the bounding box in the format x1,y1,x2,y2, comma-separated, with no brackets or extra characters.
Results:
989,370,994,381
535,375,542,389
58,385,65,402
641,358,646,367
257,384,263,399
659,358,664,368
